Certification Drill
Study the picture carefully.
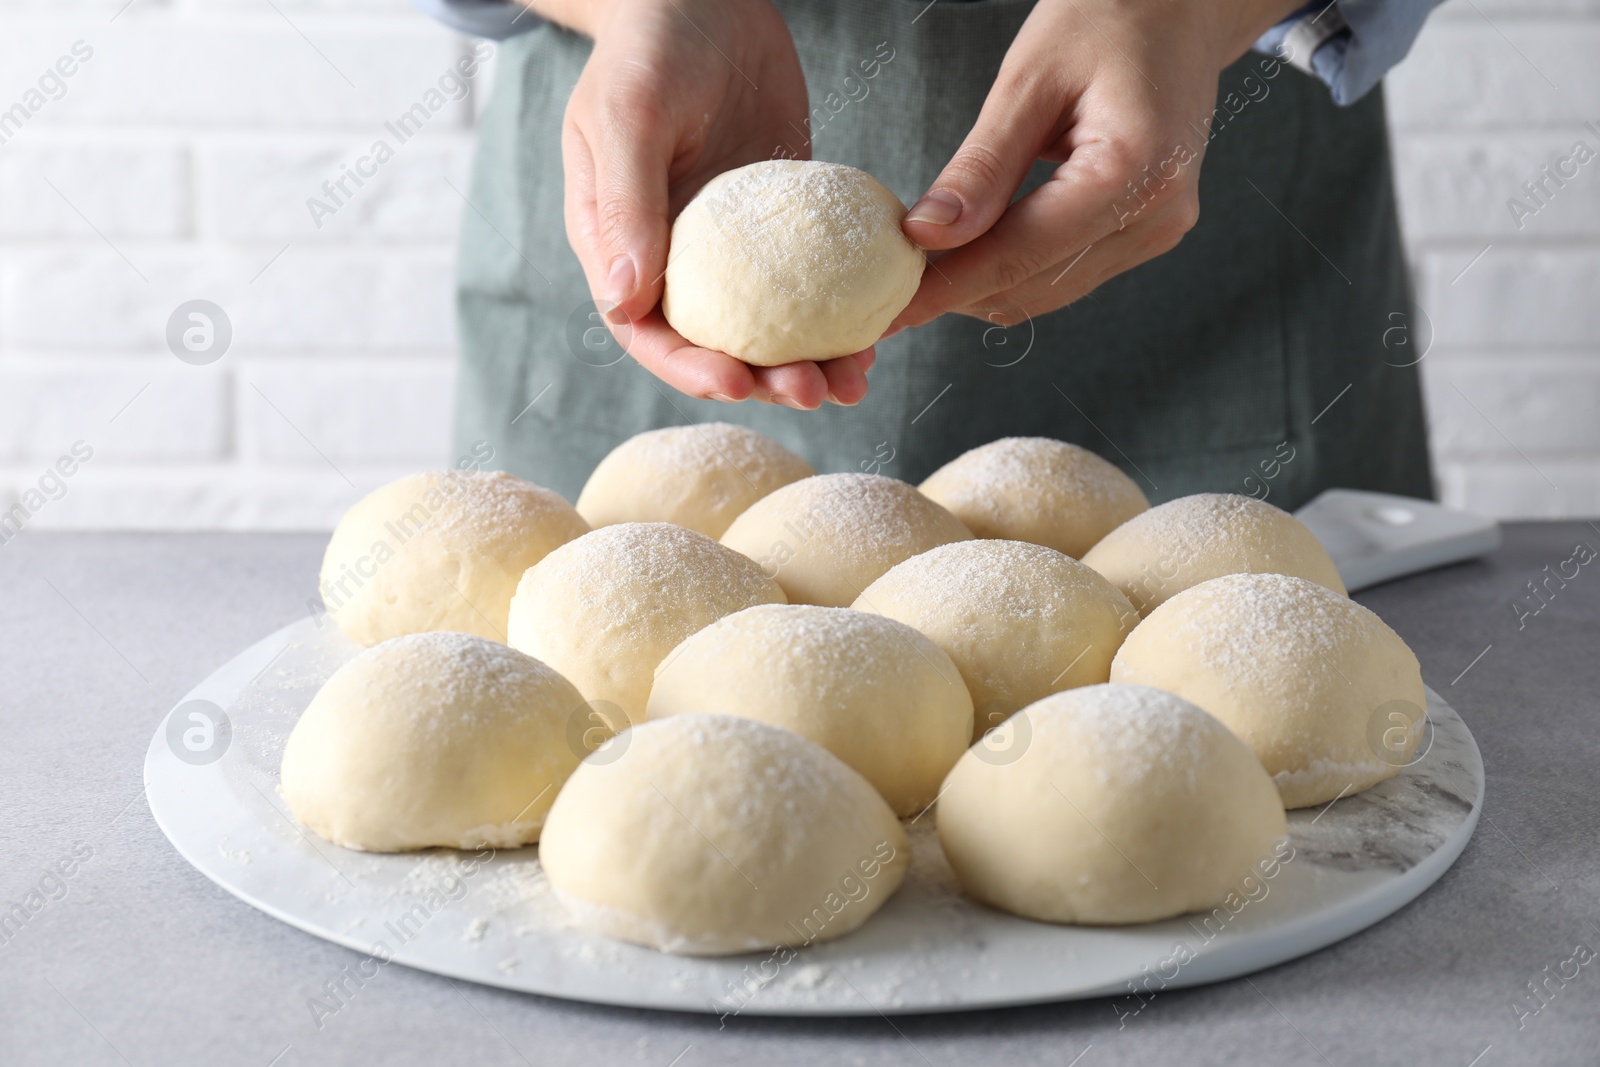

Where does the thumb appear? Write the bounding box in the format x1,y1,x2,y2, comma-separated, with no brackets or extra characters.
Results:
590,103,674,325
903,75,1063,251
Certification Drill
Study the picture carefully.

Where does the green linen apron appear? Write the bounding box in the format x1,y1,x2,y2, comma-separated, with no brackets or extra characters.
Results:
454,0,1433,512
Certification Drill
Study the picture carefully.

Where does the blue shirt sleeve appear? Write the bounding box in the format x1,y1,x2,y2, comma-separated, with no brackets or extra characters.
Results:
1252,0,1446,105
410,0,542,40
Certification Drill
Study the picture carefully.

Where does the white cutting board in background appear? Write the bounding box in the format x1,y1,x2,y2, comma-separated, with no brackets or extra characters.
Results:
1295,490,1501,592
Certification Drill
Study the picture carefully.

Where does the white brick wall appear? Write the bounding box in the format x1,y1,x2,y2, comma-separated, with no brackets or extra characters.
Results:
0,0,1593,529
0,0,472,530
1390,0,1600,518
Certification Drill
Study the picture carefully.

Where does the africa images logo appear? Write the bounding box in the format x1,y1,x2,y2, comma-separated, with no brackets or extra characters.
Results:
165,699,232,766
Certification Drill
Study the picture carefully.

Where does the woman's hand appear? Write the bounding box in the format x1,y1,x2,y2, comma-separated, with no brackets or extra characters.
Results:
557,0,874,409
893,0,1305,331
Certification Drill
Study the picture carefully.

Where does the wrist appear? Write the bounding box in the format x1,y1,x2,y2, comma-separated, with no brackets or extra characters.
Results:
1222,0,1319,59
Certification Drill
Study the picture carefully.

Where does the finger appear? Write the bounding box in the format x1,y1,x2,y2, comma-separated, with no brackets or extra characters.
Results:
901,64,1071,251
751,360,829,410
820,350,871,406
621,310,756,402
958,204,1195,324
850,348,876,375
589,87,676,324
895,138,1163,328
561,114,602,289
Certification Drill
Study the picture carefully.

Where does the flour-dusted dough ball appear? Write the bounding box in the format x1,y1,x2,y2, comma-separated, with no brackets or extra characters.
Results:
853,540,1138,741
720,473,972,607
1110,572,1426,809
938,684,1287,925
576,423,814,539
919,437,1150,559
319,470,589,646
661,160,924,366
1081,492,1345,617
280,632,585,852
506,522,784,726
540,715,910,955
647,605,972,816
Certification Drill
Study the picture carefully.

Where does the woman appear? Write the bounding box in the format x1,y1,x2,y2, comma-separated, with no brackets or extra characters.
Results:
419,0,1440,509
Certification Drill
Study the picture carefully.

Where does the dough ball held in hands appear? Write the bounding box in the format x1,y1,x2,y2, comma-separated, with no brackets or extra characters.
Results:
539,715,910,956
720,473,972,607
1081,492,1345,618
648,604,973,817
576,423,813,539
1110,572,1427,809
662,161,924,366
280,632,586,852
919,437,1150,558
318,470,589,646
506,522,785,728
937,684,1288,926
853,540,1138,741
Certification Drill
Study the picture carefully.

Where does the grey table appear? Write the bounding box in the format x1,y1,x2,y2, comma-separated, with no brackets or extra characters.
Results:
2,526,1597,1066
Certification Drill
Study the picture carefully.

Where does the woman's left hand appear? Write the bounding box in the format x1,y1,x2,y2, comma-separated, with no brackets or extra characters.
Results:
892,0,1306,331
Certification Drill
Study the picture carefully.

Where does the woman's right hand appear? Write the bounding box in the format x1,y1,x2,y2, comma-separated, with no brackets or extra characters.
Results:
555,0,875,409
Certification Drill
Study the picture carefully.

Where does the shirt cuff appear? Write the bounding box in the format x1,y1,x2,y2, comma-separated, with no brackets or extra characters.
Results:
1252,0,1444,106
410,0,543,40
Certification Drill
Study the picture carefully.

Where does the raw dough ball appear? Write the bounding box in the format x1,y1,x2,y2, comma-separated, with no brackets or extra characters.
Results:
319,470,588,646
648,604,973,816
661,160,924,365
919,437,1150,558
720,473,972,607
1081,492,1345,617
506,522,784,726
540,714,910,955
576,423,814,539
854,540,1139,742
280,632,585,852
937,684,1287,925
1110,572,1426,808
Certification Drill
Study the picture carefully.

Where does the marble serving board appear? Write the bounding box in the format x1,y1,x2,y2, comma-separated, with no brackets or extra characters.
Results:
145,616,1484,1016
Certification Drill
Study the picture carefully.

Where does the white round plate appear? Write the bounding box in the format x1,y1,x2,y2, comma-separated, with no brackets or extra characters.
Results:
145,617,1483,1017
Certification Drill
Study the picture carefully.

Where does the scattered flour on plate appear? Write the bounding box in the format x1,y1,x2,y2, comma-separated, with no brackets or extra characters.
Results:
788,964,829,989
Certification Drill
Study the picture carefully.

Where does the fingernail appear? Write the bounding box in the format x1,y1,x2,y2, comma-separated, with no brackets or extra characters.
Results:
905,190,961,227
602,255,636,318
827,391,859,408
773,394,811,410
708,392,737,403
